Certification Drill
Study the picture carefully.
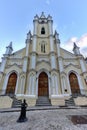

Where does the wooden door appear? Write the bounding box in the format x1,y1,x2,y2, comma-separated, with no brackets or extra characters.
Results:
38,72,48,96
6,72,17,94
69,73,80,94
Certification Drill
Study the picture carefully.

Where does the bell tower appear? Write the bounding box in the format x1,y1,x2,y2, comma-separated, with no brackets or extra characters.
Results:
31,12,57,69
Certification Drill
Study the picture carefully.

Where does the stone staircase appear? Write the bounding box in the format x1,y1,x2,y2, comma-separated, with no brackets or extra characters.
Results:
65,97,75,106
12,97,22,108
36,96,52,106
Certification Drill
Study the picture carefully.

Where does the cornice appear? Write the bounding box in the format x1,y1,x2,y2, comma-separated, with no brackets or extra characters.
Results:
5,63,22,69
36,60,50,66
50,69,58,73
29,69,37,73
64,63,80,69
49,51,56,56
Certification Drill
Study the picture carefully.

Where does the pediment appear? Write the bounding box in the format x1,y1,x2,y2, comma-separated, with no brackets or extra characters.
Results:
64,63,80,69
36,61,51,71
5,64,22,74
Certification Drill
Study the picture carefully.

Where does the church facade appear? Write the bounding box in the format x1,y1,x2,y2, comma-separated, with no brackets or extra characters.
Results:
0,12,87,106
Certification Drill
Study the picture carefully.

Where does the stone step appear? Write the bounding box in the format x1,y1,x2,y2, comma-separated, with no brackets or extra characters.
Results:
36,96,51,106
65,97,75,106
36,103,51,106
12,98,22,108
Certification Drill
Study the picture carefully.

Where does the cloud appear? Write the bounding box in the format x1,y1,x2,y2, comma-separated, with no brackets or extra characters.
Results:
61,33,87,57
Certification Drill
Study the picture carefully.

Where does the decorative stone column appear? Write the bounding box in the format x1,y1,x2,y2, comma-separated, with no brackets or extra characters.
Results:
55,31,65,95
50,53,57,69
22,31,31,73
48,15,57,70
79,56,87,72
48,77,51,97
29,15,38,70
25,31,31,56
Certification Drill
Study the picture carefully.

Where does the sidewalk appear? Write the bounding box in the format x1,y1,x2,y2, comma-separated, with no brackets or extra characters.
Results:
0,105,84,113
0,106,87,130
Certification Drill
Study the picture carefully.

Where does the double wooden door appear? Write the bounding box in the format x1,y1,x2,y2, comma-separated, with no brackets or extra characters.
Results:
38,72,49,96
69,73,80,94
6,72,17,94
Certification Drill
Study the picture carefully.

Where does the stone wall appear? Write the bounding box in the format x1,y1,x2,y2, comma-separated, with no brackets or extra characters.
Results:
0,96,13,108
51,98,65,106
74,97,87,106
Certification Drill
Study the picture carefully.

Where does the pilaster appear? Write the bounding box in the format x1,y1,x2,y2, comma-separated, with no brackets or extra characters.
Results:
79,56,87,73
30,52,36,70
50,52,57,70
0,57,7,73
22,56,28,72
58,56,64,72
33,15,38,35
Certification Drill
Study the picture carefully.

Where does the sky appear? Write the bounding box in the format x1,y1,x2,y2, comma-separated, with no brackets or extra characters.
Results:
0,0,87,61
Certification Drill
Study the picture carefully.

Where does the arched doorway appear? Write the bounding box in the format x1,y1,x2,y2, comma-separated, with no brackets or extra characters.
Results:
38,72,49,96
6,72,17,94
69,72,80,94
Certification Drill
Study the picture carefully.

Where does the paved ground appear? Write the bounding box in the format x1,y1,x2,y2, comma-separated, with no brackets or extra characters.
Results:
0,107,87,130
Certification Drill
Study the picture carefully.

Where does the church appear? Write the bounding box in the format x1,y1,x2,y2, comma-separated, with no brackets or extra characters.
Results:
0,12,87,107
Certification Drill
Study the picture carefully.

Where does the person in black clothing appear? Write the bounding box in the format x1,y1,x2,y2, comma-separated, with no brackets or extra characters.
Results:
17,99,28,122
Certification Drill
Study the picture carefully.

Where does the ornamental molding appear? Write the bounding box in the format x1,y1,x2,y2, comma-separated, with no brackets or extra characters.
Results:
5,63,22,69
64,63,80,69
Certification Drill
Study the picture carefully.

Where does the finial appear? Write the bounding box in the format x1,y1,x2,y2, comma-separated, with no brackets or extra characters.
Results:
27,30,31,40
5,41,13,55
55,30,58,35
40,12,45,18
9,41,12,47
73,42,77,48
34,14,39,20
48,14,52,20
73,42,80,55
55,30,59,41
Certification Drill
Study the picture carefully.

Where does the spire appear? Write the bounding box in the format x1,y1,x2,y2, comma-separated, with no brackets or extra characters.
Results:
55,30,60,44
25,31,31,43
73,42,80,55
34,14,39,21
55,30,59,39
9,41,13,50
73,42,77,48
47,14,52,20
5,41,13,55
27,30,31,40
40,12,46,19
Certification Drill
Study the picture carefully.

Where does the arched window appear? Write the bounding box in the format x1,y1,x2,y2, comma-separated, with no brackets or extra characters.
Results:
41,44,45,53
41,27,45,34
